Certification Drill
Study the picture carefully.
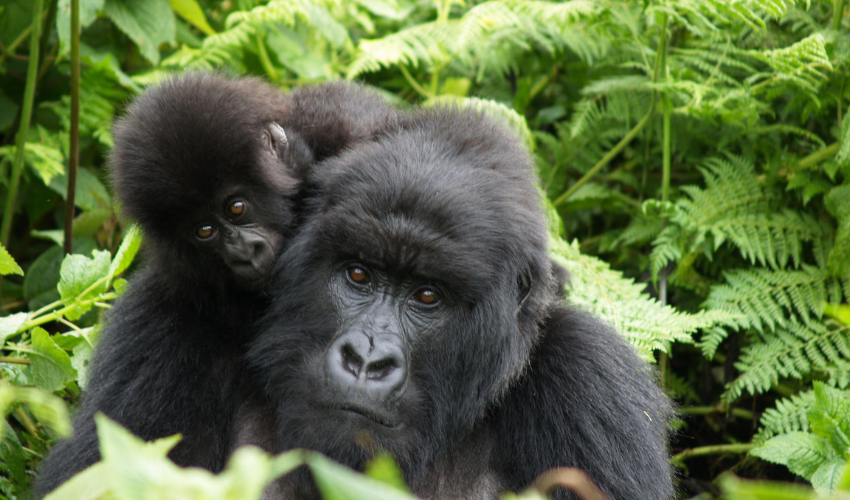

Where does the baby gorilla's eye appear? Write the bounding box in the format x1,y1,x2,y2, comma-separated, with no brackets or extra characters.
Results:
347,266,371,285
196,225,215,239
414,288,438,305
229,200,245,216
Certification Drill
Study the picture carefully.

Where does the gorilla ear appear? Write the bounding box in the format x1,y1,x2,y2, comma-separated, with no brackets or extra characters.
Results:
263,122,289,159
517,270,533,311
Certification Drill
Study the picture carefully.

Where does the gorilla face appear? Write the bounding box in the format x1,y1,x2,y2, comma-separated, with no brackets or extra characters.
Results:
251,108,554,487
180,123,291,288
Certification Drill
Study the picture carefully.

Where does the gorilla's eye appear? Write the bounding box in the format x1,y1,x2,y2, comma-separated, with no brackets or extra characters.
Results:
347,266,371,285
196,225,215,239
414,288,438,305
229,200,245,216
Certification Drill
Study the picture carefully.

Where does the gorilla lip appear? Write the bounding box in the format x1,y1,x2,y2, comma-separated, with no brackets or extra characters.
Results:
326,403,400,428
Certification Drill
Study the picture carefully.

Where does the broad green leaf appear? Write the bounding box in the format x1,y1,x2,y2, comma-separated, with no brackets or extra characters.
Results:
308,452,418,500
720,474,816,500
57,250,111,299
752,432,837,481
302,2,348,48
43,462,110,500
29,327,78,393
48,167,111,212
72,209,113,238
0,313,27,344
71,330,97,390
0,242,23,276
364,453,409,492
31,229,66,247
23,239,101,310
107,225,142,287
810,459,846,494
103,0,175,65
56,0,105,56
352,0,399,19
169,0,214,35
808,382,850,455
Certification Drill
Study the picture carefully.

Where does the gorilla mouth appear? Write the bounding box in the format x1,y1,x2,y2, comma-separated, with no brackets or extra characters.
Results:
330,404,401,429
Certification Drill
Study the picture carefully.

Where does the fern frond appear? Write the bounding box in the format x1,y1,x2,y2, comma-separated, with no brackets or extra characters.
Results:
755,390,816,445
724,321,850,402
551,238,731,362
347,21,450,77
652,156,833,279
702,266,844,336
747,34,833,91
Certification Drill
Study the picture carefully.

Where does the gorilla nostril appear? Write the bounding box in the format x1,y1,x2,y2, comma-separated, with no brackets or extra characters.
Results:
366,358,397,380
341,343,364,377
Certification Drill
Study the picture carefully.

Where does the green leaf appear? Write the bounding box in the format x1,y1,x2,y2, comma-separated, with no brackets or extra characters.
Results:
0,142,65,184
0,313,27,345
364,453,409,492
103,0,175,65
48,167,111,212
352,0,399,19
58,250,111,320
56,0,105,56
29,327,78,393
43,462,110,500
72,209,113,238
308,452,418,500
810,459,846,494
0,421,26,492
169,0,214,35
720,474,816,500
752,432,837,481
0,242,23,276
807,382,850,455
107,224,142,287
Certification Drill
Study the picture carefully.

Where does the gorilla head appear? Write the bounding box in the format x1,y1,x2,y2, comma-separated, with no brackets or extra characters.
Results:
250,108,563,486
111,73,311,290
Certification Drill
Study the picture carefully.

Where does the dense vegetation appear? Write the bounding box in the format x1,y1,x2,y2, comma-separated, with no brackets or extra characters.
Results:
1,0,850,498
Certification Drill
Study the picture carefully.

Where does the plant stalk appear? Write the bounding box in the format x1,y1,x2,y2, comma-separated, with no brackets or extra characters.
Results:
0,0,46,247
833,0,846,30
64,0,80,255
670,443,753,466
554,13,669,207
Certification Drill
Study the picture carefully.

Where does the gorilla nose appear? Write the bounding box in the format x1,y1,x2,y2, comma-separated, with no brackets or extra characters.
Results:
326,332,406,403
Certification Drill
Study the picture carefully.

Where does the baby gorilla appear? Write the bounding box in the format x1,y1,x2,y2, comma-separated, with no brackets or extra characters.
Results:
248,108,674,499
35,73,397,495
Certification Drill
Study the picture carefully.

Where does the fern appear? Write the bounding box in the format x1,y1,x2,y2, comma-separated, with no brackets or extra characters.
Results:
755,390,816,445
724,321,850,402
650,156,833,281
550,238,730,362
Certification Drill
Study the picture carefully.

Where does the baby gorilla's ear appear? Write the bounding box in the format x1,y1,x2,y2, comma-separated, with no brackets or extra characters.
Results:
262,122,289,159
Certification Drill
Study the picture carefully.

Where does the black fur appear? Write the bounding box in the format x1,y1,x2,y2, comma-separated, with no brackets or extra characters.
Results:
248,107,673,499
34,73,397,496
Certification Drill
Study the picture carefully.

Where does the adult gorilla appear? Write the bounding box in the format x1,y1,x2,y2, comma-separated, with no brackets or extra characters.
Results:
248,108,674,499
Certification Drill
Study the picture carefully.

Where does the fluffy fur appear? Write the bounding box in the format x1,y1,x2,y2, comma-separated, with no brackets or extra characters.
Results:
248,107,674,499
35,73,397,496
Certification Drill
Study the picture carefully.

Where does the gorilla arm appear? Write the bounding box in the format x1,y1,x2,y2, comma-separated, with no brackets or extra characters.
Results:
491,305,674,500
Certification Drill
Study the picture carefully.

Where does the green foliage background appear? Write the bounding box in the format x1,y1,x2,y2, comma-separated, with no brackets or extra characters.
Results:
1,0,850,498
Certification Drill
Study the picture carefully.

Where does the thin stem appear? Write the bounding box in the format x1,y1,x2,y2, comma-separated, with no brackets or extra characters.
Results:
554,13,668,207
255,28,279,82
0,356,30,365
64,0,80,255
679,406,754,420
14,291,118,337
833,0,846,30
399,65,433,98
1,0,46,246
791,142,840,172
553,105,656,206
15,407,40,437
670,443,753,466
